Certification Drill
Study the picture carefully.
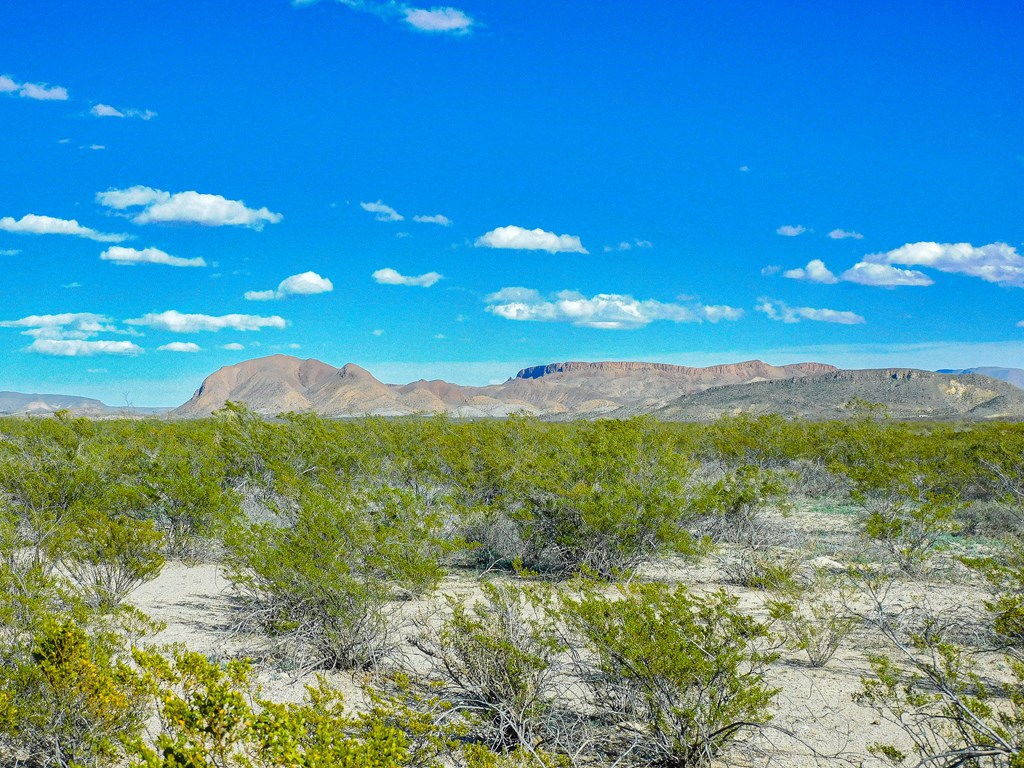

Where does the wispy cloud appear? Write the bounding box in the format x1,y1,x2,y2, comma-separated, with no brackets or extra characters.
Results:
157,342,201,352
603,239,653,252
100,246,207,268
0,74,68,101
244,271,334,300
0,249,20,256
756,298,865,325
223,342,245,351
90,103,157,120
126,311,286,333
360,200,404,222
485,287,742,330
97,186,283,229
300,1,475,35
0,214,129,242
863,241,1024,287
476,225,588,254
0,313,125,341
776,224,807,237
27,339,143,356
828,228,863,240
413,214,451,226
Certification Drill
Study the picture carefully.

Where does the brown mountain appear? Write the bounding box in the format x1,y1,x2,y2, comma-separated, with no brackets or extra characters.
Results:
172,355,838,418
651,368,1024,421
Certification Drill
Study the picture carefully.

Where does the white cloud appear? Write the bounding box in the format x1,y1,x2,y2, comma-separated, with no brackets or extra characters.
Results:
484,288,743,330
756,298,865,325
96,186,283,229
864,241,1024,287
776,225,808,237
739,165,750,172
126,311,286,333
223,342,245,351
360,200,404,222
27,339,142,356
475,225,588,254
0,75,68,101
760,265,781,276
0,214,128,242
0,312,123,341
372,267,443,287
0,249,20,256
828,228,863,240
372,329,384,336
157,342,201,353
244,271,334,300
840,262,934,287
603,239,653,252
87,144,105,151
90,103,156,120
318,1,475,34
100,246,207,268
404,6,473,32
413,214,451,226
783,259,839,284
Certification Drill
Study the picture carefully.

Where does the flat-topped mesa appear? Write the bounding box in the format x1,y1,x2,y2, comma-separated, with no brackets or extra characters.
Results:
514,360,838,380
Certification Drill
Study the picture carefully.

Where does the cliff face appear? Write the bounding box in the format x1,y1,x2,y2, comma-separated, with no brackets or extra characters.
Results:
514,360,838,380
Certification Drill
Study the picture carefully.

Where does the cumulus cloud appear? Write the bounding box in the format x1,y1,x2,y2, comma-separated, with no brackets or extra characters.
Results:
475,225,588,254
413,214,451,226
125,311,286,333
828,228,864,240
776,225,807,237
223,342,245,351
0,75,68,101
27,339,142,356
0,313,125,341
90,103,157,120
157,342,201,352
100,246,207,268
360,200,404,222
840,262,934,287
96,186,283,229
484,288,743,330
308,1,475,34
0,214,128,242
372,267,443,287
783,259,839,284
244,271,334,300
756,298,865,325
404,6,473,32
863,241,1024,287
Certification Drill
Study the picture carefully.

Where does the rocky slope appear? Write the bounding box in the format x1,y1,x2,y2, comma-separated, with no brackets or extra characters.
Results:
172,355,838,418
651,368,1024,421
937,366,1024,389
0,391,129,417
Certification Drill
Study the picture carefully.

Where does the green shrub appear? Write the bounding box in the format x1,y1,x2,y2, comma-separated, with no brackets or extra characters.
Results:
561,582,779,768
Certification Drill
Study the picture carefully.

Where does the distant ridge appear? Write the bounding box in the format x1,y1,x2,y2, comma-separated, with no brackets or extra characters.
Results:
651,368,1024,421
174,355,839,418
0,391,168,417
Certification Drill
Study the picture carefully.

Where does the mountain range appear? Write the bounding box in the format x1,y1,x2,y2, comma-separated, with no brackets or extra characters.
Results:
5,356,1024,421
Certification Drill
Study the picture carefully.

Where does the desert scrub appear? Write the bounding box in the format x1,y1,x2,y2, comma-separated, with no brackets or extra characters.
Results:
225,479,448,670
132,649,413,768
409,582,575,761
561,582,779,768
767,570,859,667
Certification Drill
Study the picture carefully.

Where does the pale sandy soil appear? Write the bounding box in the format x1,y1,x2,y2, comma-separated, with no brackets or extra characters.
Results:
128,502,1001,768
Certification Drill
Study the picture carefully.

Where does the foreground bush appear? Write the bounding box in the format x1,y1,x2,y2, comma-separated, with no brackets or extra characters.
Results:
561,582,779,768
132,650,412,768
225,480,448,670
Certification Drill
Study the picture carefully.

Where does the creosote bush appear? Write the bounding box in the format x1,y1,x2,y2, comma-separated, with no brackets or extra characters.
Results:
562,582,779,768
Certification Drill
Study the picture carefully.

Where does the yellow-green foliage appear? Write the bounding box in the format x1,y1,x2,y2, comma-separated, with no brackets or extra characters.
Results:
132,650,411,768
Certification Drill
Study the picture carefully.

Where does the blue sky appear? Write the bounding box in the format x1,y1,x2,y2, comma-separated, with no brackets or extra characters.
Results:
1,0,1022,405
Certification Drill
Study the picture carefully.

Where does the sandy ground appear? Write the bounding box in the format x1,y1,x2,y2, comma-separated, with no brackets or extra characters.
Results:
127,502,1000,768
